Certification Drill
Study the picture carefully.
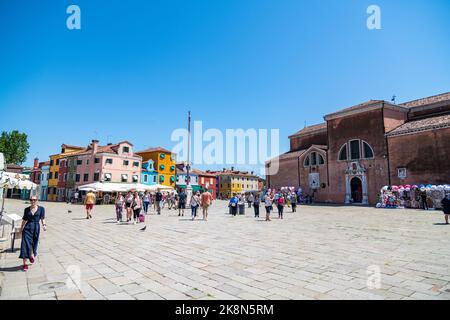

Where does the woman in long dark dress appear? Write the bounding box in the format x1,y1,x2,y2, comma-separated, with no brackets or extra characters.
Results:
19,196,46,272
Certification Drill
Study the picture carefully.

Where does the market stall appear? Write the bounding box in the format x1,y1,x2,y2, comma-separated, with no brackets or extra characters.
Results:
377,184,450,209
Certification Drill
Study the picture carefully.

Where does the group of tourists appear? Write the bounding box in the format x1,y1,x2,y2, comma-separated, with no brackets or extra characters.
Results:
16,188,450,273
228,190,299,221
81,188,214,224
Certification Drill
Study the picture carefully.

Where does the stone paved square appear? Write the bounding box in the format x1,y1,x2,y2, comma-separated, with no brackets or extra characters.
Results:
1,199,450,300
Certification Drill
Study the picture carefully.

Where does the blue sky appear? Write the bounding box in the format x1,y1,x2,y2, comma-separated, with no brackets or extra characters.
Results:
0,0,449,173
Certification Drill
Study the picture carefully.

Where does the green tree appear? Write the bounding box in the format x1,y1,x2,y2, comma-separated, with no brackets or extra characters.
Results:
0,130,30,165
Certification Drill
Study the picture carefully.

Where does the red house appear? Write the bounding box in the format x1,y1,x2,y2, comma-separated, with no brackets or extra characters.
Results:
193,169,217,199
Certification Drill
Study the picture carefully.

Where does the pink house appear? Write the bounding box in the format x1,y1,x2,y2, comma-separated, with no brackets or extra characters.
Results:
74,140,142,189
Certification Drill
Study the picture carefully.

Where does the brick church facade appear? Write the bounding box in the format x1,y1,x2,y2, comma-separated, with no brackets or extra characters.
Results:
266,92,450,205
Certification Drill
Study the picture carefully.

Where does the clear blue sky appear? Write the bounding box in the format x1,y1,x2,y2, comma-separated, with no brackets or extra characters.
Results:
0,0,449,173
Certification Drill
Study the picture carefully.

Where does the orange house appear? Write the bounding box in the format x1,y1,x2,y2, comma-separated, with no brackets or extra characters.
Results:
136,147,176,187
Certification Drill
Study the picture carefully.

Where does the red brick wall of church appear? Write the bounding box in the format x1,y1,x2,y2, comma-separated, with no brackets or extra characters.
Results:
290,131,328,152
383,108,408,133
267,157,300,188
388,128,450,185
326,109,390,204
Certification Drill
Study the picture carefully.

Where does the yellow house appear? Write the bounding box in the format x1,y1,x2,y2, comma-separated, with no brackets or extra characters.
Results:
217,169,259,198
47,144,84,201
136,147,176,187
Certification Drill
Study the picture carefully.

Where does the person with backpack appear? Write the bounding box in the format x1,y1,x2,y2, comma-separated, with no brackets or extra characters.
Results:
277,194,285,219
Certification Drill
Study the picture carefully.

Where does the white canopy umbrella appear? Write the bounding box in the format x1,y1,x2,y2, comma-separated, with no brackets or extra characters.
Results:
78,182,119,192
146,184,175,192
0,174,18,188
118,183,175,192
123,183,154,192
0,172,37,190
77,182,176,193
17,179,36,190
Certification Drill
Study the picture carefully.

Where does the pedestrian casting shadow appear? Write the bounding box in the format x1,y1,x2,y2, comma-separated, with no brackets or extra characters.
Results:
1,248,20,253
71,218,89,221
178,218,206,222
0,265,23,272
107,223,135,226
433,223,450,225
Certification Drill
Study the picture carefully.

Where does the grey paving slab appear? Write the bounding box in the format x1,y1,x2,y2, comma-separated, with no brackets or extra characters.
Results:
1,198,449,300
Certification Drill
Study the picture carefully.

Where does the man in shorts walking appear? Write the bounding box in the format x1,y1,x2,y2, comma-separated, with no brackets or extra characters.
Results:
200,190,213,221
84,191,96,219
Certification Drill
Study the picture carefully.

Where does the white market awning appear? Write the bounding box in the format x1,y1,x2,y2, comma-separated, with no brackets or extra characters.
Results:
77,182,176,193
0,172,37,190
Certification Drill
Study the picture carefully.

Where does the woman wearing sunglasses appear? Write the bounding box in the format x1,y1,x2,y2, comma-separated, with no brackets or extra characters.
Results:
19,195,47,272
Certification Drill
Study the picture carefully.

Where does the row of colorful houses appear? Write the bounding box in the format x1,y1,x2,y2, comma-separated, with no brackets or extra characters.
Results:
27,139,264,201
30,140,177,202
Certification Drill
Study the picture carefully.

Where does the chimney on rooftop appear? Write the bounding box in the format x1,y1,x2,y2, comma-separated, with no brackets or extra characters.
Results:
231,166,234,171
92,140,99,154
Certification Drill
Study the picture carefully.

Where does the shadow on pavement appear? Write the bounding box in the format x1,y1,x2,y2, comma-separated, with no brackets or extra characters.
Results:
0,265,22,272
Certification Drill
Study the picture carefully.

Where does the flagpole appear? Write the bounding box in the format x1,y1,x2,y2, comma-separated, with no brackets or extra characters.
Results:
186,111,193,206
187,111,191,186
